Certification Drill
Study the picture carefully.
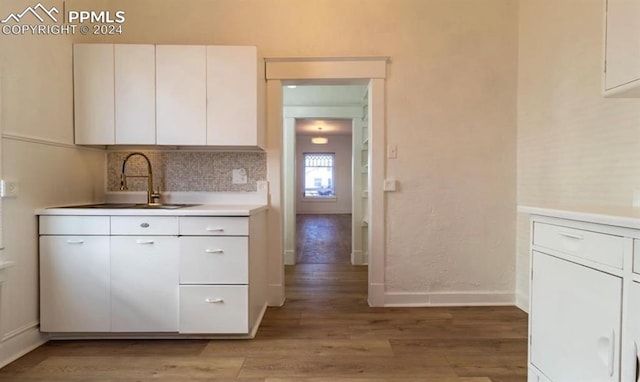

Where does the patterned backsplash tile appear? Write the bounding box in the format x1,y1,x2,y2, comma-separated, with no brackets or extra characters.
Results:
107,151,267,192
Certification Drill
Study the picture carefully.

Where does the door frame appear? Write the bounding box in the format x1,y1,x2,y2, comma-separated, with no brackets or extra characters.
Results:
264,57,388,306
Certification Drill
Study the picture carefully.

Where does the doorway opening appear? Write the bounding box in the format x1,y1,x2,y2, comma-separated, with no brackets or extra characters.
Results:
282,85,369,268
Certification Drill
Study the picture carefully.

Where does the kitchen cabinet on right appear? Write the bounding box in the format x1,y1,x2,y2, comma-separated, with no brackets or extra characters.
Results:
604,0,640,97
207,46,264,147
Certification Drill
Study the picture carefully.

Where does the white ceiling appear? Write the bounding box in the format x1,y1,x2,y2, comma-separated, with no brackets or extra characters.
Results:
285,84,367,137
295,118,353,136
283,85,367,107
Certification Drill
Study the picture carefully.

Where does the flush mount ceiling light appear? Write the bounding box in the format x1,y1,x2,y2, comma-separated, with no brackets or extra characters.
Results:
311,126,328,144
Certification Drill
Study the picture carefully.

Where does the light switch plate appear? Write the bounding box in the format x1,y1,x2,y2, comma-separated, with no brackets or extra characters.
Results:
387,144,398,159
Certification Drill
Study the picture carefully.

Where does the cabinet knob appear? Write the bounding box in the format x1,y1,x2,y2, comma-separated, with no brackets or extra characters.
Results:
136,240,155,245
205,227,224,232
66,239,85,245
204,249,224,254
205,298,224,303
140,222,150,228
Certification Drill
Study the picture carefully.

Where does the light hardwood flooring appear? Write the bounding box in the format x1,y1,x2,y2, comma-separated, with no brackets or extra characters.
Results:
0,215,528,381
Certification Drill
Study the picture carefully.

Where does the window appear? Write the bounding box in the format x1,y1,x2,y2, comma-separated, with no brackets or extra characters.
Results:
303,153,335,198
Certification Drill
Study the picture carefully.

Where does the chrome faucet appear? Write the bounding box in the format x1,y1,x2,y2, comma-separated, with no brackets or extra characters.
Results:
120,152,161,205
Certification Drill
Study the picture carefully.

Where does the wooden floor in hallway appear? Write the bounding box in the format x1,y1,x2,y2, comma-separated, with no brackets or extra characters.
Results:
0,214,528,382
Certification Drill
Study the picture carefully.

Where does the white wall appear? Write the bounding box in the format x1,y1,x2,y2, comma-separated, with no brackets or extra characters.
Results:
104,0,518,305
0,0,106,367
296,134,352,215
516,0,640,311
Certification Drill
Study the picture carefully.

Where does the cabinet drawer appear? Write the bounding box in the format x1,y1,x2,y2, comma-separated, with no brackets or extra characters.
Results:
40,216,110,235
533,222,624,269
179,285,248,334
111,216,178,235
180,237,248,284
179,217,248,236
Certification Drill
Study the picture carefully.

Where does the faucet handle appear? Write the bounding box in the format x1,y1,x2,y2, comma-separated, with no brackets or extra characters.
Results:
151,186,161,203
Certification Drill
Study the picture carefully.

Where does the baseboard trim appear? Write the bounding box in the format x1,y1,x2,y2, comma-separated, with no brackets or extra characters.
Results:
515,291,529,313
351,250,365,265
383,291,515,307
368,283,385,307
267,283,285,307
0,322,47,368
284,250,296,265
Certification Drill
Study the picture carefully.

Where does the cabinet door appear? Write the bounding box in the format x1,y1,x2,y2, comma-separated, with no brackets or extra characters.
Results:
622,281,640,382
605,0,640,95
74,44,114,145
111,236,179,332
156,45,206,145
530,251,622,382
114,44,156,144
206,46,258,146
40,236,110,332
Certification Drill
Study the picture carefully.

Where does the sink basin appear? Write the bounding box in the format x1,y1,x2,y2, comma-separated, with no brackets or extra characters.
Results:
59,203,200,210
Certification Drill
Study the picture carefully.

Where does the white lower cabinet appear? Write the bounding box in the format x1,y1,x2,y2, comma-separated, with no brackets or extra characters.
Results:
39,211,267,337
40,235,111,332
622,281,640,382
179,285,248,334
110,236,179,332
530,251,622,382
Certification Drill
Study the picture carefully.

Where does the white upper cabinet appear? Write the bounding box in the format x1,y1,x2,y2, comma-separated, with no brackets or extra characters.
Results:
156,45,207,145
114,44,156,144
74,44,264,147
74,44,115,145
604,0,640,97
207,46,263,147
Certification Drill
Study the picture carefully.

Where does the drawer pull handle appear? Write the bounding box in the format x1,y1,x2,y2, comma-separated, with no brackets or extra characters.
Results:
206,227,224,232
608,329,615,377
205,298,224,303
559,232,584,240
140,223,150,228
66,239,84,244
136,240,155,245
205,249,224,254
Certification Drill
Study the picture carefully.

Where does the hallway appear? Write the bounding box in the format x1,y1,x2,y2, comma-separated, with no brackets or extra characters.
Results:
0,215,528,381
296,214,352,264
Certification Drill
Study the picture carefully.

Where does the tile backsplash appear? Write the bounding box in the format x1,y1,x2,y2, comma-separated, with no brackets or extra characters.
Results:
107,151,266,192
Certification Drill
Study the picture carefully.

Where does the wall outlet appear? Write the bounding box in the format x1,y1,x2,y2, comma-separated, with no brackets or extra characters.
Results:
383,178,397,192
0,180,19,198
232,168,248,185
257,180,269,193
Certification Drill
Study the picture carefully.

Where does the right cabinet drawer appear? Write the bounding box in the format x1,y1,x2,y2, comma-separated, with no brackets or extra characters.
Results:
179,237,248,284
179,285,248,334
179,217,248,236
533,222,624,269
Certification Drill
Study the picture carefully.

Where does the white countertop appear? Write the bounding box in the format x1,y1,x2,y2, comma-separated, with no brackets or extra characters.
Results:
519,205,640,229
36,204,268,217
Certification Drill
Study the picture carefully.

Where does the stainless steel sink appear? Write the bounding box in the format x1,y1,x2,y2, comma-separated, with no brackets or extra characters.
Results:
59,203,200,209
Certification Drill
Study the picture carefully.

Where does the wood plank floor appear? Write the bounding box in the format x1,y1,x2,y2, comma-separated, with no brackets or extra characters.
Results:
0,215,528,381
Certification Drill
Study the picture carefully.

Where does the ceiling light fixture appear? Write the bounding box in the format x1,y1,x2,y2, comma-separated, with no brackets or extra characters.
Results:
287,85,297,89
311,126,328,145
